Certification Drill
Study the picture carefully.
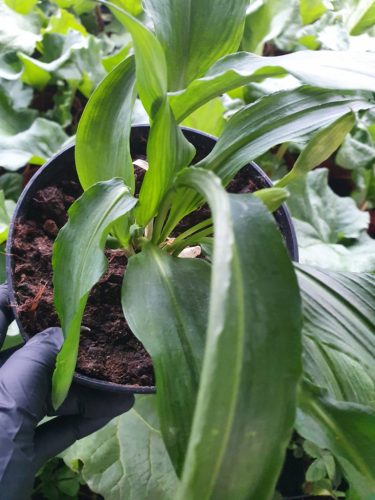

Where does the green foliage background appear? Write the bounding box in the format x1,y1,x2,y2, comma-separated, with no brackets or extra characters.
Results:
1,0,375,498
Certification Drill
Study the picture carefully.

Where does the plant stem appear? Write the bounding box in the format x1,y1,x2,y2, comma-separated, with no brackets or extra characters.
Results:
152,191,173,244
276,142,289,160
276,169,298,188
170,218,213,246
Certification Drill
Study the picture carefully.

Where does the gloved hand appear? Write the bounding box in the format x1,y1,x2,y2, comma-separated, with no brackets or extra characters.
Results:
0,284,134,499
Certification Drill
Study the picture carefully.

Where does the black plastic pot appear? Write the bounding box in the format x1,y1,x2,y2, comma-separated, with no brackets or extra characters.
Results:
6,125,298,395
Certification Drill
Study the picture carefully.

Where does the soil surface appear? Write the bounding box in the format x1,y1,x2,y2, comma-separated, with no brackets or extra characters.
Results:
12,171,154,387
11,163,283,388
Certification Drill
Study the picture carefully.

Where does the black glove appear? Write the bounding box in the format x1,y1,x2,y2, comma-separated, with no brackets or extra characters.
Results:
0,285,134,499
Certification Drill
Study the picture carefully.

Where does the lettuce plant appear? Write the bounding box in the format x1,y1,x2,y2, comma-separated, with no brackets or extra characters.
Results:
52,1,375,497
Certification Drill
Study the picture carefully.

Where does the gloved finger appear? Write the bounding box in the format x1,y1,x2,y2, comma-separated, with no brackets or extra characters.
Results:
0,283,14,349
54,383,135,418
0,328,63,426
33,415,114,470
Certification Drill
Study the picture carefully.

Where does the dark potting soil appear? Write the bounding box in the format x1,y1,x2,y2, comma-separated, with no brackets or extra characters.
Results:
11,163,280,387
12,173,154,387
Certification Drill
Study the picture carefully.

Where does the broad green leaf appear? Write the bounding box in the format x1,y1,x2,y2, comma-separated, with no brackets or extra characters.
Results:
0,2,42,55
43,8,88,36
161,88,372,241
101,0,167,116
287,170,375,272
0,173,22,201
349,0,375,35
242,0,295,54
123,245,210,474
0,88,68,169
76,56,136,191
299,0,331,25
4,0,37,14
297,383,375,497
336,134,375,170
52,179,137,408
0,52,23,80
143,0,247,90
102,43,131,73
0,78,32,109
96,1,196,228
170,51,375,122
277,111,356,187
174,169,302,500
297,266,375,407
62,396,178,500
19,31,106,94
135,99,195,226
114,0,143,16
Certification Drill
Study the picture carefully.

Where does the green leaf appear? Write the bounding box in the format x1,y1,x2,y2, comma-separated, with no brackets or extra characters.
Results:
0,2,42,55
174,169,302,500
143,0,247,90
52,179,137,408
306,458,328,482
43,8,88,36
336,134,375,171
181,97,226,137
122,245,210,474
4,0,38,14
135,99,195,226
76,55,136,191
101,0,167,116
277,111,356,187
170,51,375,122
297,382,375,497
94,2,196,229
297,265,375,407
0,87,69,169
62,395,178,500
242,0,295,54
349,0,375,35
19,31,106,94
0,78,33,109
299,0,331,25
162,88,372,240
287,170,375,272
0,52,23,80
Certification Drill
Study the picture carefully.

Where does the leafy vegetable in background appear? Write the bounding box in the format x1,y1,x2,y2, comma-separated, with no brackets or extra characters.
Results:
1,0,375,498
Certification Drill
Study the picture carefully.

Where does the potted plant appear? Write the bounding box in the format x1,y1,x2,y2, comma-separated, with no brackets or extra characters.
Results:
6,1,375,498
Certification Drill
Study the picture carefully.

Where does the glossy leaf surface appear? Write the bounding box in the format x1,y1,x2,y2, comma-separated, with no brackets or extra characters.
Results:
52,179,137,408
170,51,375,122
175,169,301,499
75,56,136,191
62,396,178,500
143,0,247,91
98,1,195,226
162,88,372,241
297,383,375,498
100,0,167,116
135,99,195,226
297,265,375,406
277,111,356,187
287,170,375,272
122,245,210,474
